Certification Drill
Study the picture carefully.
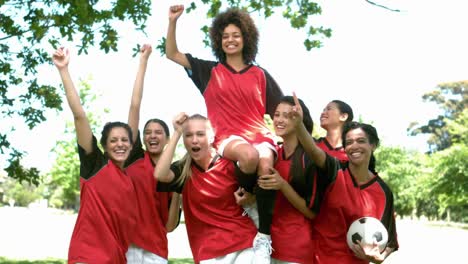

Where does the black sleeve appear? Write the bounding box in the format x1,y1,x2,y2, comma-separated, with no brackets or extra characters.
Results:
302,155,318,210
184,53,217,94
156,160,185,194
78,136,107,180
378,179,399,251
320,154,340,185
263,68,284,118
125,131,145,168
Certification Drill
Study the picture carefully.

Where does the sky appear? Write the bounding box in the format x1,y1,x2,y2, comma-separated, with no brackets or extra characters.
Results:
3,0,468,173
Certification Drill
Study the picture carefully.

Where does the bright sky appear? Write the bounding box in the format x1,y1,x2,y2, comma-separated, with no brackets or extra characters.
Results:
3,0,468,173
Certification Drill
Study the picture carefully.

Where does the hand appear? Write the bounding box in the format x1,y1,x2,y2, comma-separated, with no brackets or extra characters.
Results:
290,92,304,128
52,47,70,69
257,167,285,190
139,44,152,62
169,5,184,21
234,187,256,206
351,239,385,264
172,112,188,133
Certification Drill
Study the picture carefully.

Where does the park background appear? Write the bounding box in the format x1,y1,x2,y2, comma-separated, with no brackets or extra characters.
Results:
0,0,467,263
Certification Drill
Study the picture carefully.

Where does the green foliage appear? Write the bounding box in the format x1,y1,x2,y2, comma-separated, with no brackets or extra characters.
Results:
408,80,467,153
376,145,424,216
1,176,43,207
430,144,468,218
1,0,151,184
175,0,331,51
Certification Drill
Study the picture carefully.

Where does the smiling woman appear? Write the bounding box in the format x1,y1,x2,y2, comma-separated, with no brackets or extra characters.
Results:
52,47,138,264
290,93,399,264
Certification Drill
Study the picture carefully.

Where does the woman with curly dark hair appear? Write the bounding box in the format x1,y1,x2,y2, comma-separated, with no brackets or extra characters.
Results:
166,5,284,264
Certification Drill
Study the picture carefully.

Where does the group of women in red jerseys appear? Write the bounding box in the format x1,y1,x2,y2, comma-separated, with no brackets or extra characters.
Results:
52,3,399,264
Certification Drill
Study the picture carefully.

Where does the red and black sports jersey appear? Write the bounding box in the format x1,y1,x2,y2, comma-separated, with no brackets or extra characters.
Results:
68,136,138,264
316,137,348,164
160,155,257,263
125,134,171,258
184,54,283,148
312,155,399,264
270,146,318,263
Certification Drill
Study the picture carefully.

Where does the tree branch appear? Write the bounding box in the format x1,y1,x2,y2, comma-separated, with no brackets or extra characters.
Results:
365,0,401,12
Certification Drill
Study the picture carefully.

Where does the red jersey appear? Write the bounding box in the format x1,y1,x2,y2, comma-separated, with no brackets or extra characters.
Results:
185,54,283,147
312,155,399,264
162,155,257,263
125,135,171,258
270,146,319,263
68,136,138,264
316,137,348,164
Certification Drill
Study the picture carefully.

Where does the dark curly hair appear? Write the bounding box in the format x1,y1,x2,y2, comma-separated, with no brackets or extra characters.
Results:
209,7,259,64
342,122,379,173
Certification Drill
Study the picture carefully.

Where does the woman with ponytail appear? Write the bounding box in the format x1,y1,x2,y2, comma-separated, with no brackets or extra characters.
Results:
257,95,335,263
154,113,257,263
290,94,399,264
316,100,354,164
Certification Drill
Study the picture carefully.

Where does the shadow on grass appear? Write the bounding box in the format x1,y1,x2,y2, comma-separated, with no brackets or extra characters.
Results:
0,258,194,264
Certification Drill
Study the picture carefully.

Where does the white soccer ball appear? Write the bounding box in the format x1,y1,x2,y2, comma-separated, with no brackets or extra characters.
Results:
346,216,388,253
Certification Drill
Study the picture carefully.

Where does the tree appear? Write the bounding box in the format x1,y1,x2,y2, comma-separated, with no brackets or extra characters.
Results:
156,0,332,54
430,144,468,222
1,0,152,184
408,81,468,153
47,77,106,209
375,145,424,217
2,0,399,184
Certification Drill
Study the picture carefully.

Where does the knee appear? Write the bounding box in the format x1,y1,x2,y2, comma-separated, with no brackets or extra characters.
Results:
238,147,259,173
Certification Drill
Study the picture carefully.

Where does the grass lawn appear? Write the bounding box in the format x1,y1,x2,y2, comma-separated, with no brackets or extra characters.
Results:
0,257,194,264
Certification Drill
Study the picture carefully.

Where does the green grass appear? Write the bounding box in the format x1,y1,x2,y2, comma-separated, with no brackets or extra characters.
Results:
0,258,65,264
0,257,194,264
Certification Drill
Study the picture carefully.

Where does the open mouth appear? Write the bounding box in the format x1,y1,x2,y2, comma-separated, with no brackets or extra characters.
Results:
149,141,159,147
191,147,201,153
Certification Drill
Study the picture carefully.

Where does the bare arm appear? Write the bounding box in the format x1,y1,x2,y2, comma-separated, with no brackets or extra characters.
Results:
154,112,188,182
128,44,152,142
292,93,327,168
165,193,182,232
258,167,315,219
166,5,190,69
52,48,93,153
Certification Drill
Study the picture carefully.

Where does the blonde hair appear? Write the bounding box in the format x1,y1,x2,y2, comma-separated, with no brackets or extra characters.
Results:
173,114,214,188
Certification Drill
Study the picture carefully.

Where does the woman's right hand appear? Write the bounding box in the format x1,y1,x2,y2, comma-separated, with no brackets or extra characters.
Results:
139,43,153,62
52,47,70,70
172,112,188,133
291,92,304,128
168,5,184,21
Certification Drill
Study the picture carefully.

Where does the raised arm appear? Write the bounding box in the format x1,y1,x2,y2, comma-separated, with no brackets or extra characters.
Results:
52,48,93,153
165,193,182,232
292,93,327,169
128,44,152,142
154,112,188,182
166,5,190,69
